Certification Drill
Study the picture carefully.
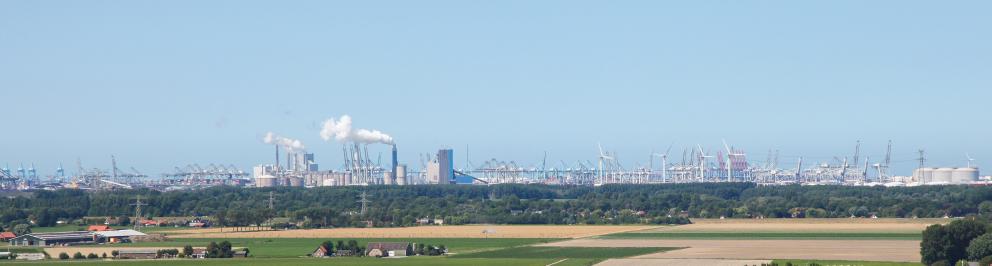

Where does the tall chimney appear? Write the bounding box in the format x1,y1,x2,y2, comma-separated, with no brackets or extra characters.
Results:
391,144,398,182
275,145,280,178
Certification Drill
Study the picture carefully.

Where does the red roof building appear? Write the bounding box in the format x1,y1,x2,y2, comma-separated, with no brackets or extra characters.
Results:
0,232,16,241
87,225,113,231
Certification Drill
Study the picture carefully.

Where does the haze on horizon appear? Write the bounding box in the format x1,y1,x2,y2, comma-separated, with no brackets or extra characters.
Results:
1,1,989,176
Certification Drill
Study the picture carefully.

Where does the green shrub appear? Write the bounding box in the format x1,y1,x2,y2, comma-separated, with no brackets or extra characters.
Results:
58,252,69,260
73,252,85,259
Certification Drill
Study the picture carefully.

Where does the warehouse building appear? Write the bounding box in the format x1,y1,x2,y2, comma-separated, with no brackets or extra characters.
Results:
9,231,96,246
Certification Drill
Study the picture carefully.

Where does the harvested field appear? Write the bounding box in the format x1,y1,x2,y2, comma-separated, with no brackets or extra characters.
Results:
596,258,772,266
633,218,947,234
542,239,920,262
166,225,655,239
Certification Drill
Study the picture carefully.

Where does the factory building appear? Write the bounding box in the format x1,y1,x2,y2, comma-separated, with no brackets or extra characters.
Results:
425,149,454,184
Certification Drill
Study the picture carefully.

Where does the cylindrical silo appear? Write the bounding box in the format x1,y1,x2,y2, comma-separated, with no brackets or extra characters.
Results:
396,164,407,185
255,175,276,188
952,168,980,183
914,168,935,183
288,177,303,187
933,168,954,183
383,172,394,185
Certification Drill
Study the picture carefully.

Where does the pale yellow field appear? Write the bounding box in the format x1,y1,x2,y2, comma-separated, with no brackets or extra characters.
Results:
633,218,948,234
165,225,656,239
543,239,920,262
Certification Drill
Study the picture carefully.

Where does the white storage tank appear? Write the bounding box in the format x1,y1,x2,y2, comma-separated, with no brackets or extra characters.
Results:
396,164,407,185
932,168,954,183
383,172,394,185
914,168,935,183
952,168,980,183
255,175,276,188
288,177,304,187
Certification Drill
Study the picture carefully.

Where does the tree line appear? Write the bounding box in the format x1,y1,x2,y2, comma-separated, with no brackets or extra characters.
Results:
2,183,992,230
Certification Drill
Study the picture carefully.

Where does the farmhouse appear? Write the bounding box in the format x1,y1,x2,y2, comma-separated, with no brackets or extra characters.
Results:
311,245,330,257
10,231,96,246
366,242,412,257
0,231,16,241
187,248,208,258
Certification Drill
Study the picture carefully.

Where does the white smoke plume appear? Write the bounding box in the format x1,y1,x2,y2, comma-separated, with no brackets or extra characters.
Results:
263,132,306,152
320,115,394,144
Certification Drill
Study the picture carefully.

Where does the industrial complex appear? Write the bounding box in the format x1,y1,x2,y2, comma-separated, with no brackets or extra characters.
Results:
1,139,985,192
0,117,985,191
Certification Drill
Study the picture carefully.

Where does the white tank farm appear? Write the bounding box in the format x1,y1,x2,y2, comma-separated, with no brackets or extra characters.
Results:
255,175,277,187
913,168,936,183
952,168,980,183
932,168,955,183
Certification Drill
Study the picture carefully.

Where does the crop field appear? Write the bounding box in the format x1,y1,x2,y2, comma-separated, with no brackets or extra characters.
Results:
9,219,941,265
602,231,921,240
163,225,655,239
771,259,923,266
599,218,941,240
4,257,570,266
628,218,945,234
543,239,920,262
541,219,939,263
111,237,558,258
454,246,677,259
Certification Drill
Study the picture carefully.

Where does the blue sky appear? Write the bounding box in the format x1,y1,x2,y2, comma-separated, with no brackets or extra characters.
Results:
1,1,989,176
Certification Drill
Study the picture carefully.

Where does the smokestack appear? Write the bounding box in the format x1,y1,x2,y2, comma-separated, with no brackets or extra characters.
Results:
275,145,280,178
392,144,398,182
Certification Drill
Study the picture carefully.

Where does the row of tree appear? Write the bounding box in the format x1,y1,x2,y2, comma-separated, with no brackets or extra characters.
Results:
316,239,366,257
920,219,992,265
3,183,992,230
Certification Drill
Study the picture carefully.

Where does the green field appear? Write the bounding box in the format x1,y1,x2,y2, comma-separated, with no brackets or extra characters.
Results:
772,259,923,266
115,238,557,258
2,237,668,265
601,232,921,240
2,257,569,266
454,246,677,259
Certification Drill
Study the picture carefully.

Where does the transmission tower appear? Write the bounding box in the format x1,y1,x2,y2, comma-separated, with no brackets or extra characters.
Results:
268,191,275,209
357,191,371,216
918,149,926,183
130,195,147,231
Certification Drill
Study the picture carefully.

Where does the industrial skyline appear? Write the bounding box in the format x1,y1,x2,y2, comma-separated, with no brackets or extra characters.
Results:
2,1,990,177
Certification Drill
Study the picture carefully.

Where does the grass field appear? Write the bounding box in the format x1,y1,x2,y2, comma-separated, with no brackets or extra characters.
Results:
112,237,560,258
771,259,923,266
3,257,571,266
601,232,921,240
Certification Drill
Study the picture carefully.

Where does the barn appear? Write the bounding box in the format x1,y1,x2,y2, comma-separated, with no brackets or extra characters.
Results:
10,231,96,246
365,242,411,257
